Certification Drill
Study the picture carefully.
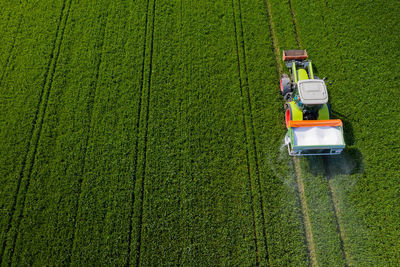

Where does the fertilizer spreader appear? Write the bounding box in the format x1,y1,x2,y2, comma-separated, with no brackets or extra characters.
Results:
280,50,345,156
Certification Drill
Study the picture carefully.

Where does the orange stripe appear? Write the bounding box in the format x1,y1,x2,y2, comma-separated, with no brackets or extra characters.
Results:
288,119,343,128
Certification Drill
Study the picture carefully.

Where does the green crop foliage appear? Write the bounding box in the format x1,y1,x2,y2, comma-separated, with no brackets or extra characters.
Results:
236,0,309,265
7,0,119,265
0,3,22,82
69,0,148,264
0,0,66,264
1,0,399,265
136,0,258,265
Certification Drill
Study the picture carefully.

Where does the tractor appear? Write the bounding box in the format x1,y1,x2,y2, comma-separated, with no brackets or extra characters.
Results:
280,50,345,156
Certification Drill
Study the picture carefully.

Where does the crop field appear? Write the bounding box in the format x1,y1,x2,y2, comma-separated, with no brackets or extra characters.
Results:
0,0,399,265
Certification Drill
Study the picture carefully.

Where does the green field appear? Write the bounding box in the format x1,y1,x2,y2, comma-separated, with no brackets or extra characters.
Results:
0,0,399,265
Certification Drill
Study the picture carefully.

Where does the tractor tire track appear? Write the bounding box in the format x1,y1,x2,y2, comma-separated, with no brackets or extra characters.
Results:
293,158,317,266
263,0,282,75
0,0,72,263
263,0,317,266
237,0,271,264
288,0,302,48
231,0,270,265
231,0,259,264
67,4,111,265
124,0,151,264
126,0,156,265
323,159,348,266
125,0,151,262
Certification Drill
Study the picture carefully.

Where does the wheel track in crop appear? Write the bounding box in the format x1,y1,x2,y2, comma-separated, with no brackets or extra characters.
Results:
231,1,260,264
287,0,302,48
133,2,155,264
322,159,348,266
0,0,72,263
125,0,151,263
232,0,270,265
317,4,350,265
231,2,259,264
264,0,317,266
125,0,156,265
67,3,111,265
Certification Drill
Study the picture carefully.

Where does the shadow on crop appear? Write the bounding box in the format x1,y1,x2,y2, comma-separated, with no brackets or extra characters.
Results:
306,148,364,178
304,106,363,178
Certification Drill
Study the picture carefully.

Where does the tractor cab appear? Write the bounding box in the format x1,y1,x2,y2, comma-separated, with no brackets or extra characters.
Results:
297,79,328,106
293,79,329,119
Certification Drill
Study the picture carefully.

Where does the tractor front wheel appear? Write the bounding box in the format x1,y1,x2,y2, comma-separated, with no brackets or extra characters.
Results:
280,74,291,95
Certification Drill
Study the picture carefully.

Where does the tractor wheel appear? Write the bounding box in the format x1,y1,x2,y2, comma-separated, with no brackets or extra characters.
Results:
280,74,291,95
280,78,285,93
284,92,293,101
285,106,292,129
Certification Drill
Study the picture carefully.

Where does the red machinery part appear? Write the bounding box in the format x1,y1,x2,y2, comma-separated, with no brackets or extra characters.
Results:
288,119,343,128
285,109,291,129
283,50,308,61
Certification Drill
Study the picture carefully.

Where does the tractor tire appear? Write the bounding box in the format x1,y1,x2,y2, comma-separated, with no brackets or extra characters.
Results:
285,105,292,129
280,74,292,96
284,92,293,101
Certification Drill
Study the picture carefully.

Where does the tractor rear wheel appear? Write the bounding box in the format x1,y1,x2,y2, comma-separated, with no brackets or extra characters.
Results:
285,106,292,129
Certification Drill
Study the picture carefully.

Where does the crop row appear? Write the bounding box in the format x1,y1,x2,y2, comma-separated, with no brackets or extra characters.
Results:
112,0,311,265
0,0,150,265
70,0,152,264
146,0,312,264
4,0,397,265
138,0,258,265
0,0,311,265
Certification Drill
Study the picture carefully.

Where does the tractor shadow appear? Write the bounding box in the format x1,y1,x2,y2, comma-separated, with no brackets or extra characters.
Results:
318,108,363,178
306,148,364,178
305,114,364,178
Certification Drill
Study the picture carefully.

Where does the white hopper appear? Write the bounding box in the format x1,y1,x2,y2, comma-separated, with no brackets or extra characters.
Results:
285,120,346,156
292,126,344,146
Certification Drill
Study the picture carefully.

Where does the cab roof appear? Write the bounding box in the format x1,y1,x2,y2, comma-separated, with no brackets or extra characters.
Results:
297,79,328,105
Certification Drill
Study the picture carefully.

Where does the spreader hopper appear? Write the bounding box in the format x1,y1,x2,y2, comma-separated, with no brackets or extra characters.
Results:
285,120,345,156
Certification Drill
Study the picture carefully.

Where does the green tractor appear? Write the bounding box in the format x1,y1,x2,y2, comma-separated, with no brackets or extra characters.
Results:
280,50,345,156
